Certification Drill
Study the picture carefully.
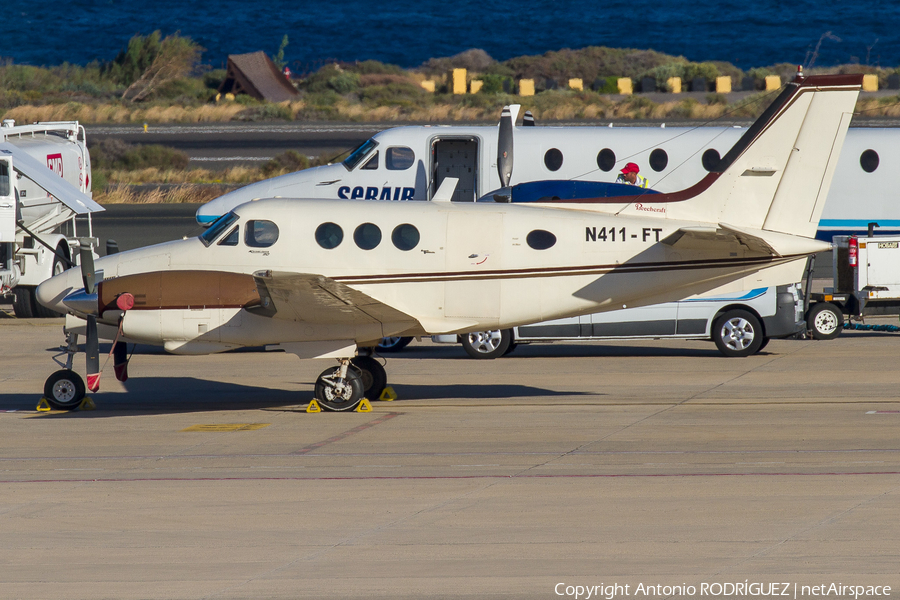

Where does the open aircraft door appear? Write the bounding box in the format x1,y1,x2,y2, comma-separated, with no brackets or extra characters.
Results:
431,136,479,202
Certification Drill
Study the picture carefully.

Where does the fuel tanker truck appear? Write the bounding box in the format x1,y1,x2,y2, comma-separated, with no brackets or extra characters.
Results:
0,120,103,317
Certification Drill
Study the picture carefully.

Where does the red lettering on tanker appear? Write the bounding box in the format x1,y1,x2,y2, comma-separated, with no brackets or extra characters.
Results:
46,153,63,177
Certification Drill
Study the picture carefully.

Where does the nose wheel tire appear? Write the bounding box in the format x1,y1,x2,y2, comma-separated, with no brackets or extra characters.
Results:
314,366,365,411
461,329,513,359
712,310,763,357
807,303,843,340
350,356,387,401
43,370,86,409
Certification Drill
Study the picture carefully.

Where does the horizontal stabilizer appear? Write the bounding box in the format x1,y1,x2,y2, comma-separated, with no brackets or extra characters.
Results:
0,142,104,215
662,223,832,257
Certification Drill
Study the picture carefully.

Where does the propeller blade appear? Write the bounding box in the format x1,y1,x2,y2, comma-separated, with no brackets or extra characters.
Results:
113,341,129,382
497,106,514,187
523,110,535,126
79,244,97,295
85,314,101,392
106,239,120,255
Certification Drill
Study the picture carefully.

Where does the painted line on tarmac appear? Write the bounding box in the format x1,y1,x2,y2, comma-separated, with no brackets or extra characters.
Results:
6,470,900,484
292,412,401,455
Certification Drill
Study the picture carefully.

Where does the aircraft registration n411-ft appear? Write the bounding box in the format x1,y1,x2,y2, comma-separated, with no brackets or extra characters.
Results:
37,74,862,411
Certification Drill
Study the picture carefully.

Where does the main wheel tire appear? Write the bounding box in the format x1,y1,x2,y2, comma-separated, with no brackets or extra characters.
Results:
807,302,843,340
712,310,764,357
12,287,35,318
43,369,86,409
757,337,770,352
350,355,387,401
377,336,412,352
461,329,512,359
314,366,365,411
32,249,67,318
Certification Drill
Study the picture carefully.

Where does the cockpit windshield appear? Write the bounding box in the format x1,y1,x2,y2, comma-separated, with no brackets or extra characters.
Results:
199,211,239,247
342,138,378,171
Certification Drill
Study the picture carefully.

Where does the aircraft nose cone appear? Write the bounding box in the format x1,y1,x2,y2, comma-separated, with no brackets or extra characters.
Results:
36,268,79,313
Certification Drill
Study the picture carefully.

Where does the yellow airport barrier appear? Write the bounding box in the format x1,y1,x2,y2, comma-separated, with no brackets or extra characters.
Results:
36,398,51,412
862,74,878,92
519,79,535,96
225,92,235,101
79,396,96,411
617,78,633,95
306,399,322,413
715,76,732,94
568,78,583,91
355,398,373,413
379,386,397,401
470,79,483,94
765,75,781,91
667,77,682,93
452,68,467,95
420,80,436,93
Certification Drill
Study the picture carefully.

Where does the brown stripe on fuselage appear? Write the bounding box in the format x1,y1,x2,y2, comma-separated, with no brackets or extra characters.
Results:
98,270,261,312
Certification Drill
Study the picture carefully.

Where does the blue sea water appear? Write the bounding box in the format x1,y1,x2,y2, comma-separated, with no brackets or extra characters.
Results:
2,0,899,71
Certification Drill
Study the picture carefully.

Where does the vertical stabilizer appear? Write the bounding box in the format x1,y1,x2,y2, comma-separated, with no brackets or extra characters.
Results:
637,75,862,237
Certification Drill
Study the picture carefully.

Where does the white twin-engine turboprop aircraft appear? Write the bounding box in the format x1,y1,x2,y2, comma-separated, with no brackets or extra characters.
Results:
37,74,860,411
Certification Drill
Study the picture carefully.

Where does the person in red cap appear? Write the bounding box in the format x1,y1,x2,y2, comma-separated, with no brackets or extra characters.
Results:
615,162,648,188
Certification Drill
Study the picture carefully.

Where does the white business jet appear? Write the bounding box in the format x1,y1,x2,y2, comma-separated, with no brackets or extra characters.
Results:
36,74,861,411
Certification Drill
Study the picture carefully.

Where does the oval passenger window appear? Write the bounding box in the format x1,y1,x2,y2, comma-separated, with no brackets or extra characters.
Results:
597,148,616,172
387,147,415,170
391,223,420,251
526,229,557,250
354,223,382,250
315,222,343,249
702,149,721,172
649,148,668,172
544,148,563,171
245,220,279,248
860,149,879,173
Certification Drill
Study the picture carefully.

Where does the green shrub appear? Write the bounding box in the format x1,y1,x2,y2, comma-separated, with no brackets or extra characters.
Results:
236,103,292,121
89,139,190,170
350,60,406,75
480,73,514,94
261,150,309,176
358,82,427,106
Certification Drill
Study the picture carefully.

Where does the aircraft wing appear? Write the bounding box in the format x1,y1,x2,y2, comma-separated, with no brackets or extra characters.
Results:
0,142,104,215
661,223,831,257
252,270,419,329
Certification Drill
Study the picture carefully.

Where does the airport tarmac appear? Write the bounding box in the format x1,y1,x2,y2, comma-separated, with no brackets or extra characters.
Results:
1,318,898,599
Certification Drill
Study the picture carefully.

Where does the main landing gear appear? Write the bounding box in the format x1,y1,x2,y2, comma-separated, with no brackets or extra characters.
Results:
313,349,388,411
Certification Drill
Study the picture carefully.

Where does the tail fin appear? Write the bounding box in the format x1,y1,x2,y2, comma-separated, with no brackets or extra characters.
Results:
647,74,862,237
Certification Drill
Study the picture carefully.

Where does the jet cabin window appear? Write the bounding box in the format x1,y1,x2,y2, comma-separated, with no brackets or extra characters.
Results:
342,139,378,171
245,220,279,247
200,212,239,247
316,222,343,249
387,147,415,170
218,226,239,246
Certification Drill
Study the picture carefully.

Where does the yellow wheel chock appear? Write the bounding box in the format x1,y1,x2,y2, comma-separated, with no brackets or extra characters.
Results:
79,396,96,411
355,398,373,413
378,386,397,401
306,399,322,413
36,398,51,412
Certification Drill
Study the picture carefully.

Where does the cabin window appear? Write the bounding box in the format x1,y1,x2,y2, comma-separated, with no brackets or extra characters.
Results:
544,148,563,171
315,222,343,249
199,211,239,247
649,148,668,172
342,138,378,171
702,149,721,172
354,223,382,250
860,149,879,173
245,220,279,247
218,226,239,246
597,148,616,172
360,151,379,170
391,223,420,251
387,147,415,170
526,229,557,250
